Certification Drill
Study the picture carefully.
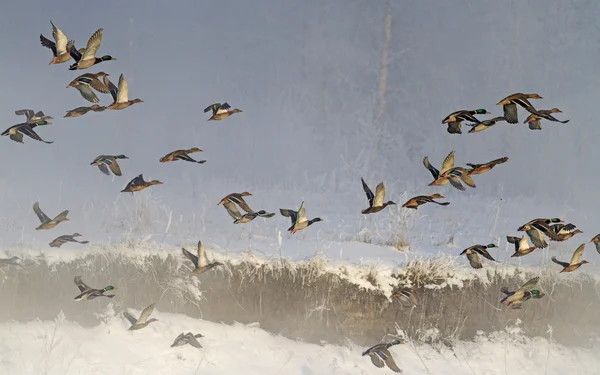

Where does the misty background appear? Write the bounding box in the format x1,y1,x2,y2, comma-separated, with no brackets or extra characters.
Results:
0,0,599,250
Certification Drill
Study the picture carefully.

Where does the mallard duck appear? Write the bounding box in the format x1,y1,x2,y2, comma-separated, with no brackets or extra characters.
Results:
204,102,243,121
466,157,509,175
496,93,543,124
590,234,600,254
401,194,449,209
40,21,74,64
467,116,507,133
160,148,206,164
549,223,583,241
91,155,128,176
121,174,163,194
0,256,21,266
362,339,405,373
182,240,223,275
552,243,589,273
67,72,110,103
392,287,418,307
360,178,396,214
67,29,116,70
441,167,476,191
460,244,499,269
218,192,275,223
15,109,53,123
424,151,455,186
171,332,204,348
507,235,537,257
124,303,158,330
280,201,323,234
64,104,106,118
73,276,116,301
2,120,53,144
500,277,544,309
103,74,143,110
442,109,490,134
50,233,89,248
517,218,564,248
524,108,569,130
33,202,69,230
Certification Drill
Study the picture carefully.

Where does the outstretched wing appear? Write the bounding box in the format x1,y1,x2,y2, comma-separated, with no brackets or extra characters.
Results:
137,303,156,324
296,201,308,224
551,256,570,268
33,202,51,224
373,183,386,207
40,34,57,56
116,74,129,103
223,201,243,220
51,21,68,55
108,160,122,176
279,208,298,225
103,75,118,103
361,178,375,207
197,241,208,268
569,243,586,265
80,28,103,61
440,151,455,174
15,109,34,121
97,163,110,175
123,310,138,325
517,277,539,293
204,103,221,115
182,247,199,268
423,156,440,180
74,275,91,293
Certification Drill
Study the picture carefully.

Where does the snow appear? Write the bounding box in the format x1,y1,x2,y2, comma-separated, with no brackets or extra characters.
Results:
0,308,598,375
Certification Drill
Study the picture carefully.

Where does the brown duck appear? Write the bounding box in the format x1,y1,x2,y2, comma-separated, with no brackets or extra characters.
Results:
424,151,454,186
49,233,89,248
549,223,583,241
524,108,569,130
64,104,107,118
204,102,243,121
496,93,543,124
121,174,163,194
104,74,143,110
182,240,223,275
590,234,600,254
401,194,449,209
460,244,500,269
507,235,537,257
551,243,589,273
360,178,396,214
466,157,509,175
160,148,206,164
33,202,69,230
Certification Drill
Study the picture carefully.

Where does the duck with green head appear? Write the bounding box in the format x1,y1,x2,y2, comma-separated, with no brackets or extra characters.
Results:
73,276,116,301
442,109,490,134
517,218,564,249
460,244,499,269
67,29,116,70
500,276,545,309
362,339,405,373
2,120,53,144
467,116,507,133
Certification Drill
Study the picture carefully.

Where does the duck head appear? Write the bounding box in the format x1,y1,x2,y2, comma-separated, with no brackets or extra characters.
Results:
486,243,498,249
100,55,117,61
474,109,490,115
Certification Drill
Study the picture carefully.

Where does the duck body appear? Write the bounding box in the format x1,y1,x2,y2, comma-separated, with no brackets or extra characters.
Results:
171,332,204,348
500,277,544,309
64,104,106,118
362,339,405,373
550,223,582,241
50,233,89,248
442,109,490,134
524,108,569,130
2,120,53,144
590,234,600,254
401,194,449,209
280,201,323,233
204,102,243,121
40,21,73,64
507,235,537,257
517,218,564,248
182,240,223,275
33,202,69,230
124,303,158,330
67,29,116,70
466,157,509,175
218,192,275,223
67,72,111,103
424,152,455,186
392,287,418,307
440,167,476,191
104,74,143,110
467,116,507,133
551,243,589,273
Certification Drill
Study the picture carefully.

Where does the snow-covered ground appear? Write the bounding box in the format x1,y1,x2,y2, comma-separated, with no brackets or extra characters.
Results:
1,307,598,375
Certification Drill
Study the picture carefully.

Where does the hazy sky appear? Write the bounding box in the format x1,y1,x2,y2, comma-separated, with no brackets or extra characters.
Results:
0,0,599,244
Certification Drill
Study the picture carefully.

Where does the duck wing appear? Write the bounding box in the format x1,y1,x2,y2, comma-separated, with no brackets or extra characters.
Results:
123,310,138,325
513,97,537,114
227,195,253,213
33,202,51,224
551,256,570,269
503,103,519,124
80,29,103,61
361,178,375,207
447,176,466,191
517,277,539,292
569,243,586,265
474,247,498,262
182,247,199,268
296,201,308,224
223,201,243,220
197,241,209,268
446,121,462,134
440,151,455,174
137,303,156,324
51,21,68,55
379,349,402,373
103,75,118,103
422,156,439,180
15,109,34,121
279,208,298,225
369,353,385,368
458,172,476,188
74,275,91,293
466,252,483,269
373,183,386,207
20,125,53,143
52,210,69,222
185,333,203,348
203,103,221,115
75,85,100,103
108,160,122,176
526,228,548,248
40,34,57,56
97,163,110,175
116,74,129,103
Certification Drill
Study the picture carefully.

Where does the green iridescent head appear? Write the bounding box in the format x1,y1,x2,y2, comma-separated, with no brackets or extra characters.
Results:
35,120,52,126
475,109,490,115
531,289,544,298
486,243,498,248
104,285,116,292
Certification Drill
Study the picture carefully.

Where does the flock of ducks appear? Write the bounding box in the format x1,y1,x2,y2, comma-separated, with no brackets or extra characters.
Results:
0,22,593,374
